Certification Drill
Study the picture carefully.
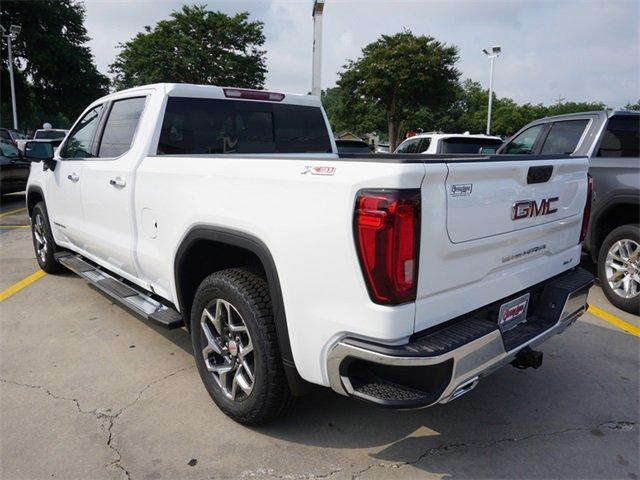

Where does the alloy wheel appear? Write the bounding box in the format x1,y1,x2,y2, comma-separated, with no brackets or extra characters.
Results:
33,213,48,264
200,298,255,401
605,239,640,299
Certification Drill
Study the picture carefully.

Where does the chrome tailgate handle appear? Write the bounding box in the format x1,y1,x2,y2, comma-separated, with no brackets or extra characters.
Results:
67,173,79,182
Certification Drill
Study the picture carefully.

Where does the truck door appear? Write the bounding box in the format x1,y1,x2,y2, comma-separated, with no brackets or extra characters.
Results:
79,96,147,279
46,104,105,249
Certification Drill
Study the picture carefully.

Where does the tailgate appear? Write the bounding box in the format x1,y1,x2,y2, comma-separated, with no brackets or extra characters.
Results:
446,159,585,243
414,156,589,333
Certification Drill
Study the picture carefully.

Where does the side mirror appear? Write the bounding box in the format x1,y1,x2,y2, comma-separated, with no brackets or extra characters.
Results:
24,141,56,171
479,146,498,155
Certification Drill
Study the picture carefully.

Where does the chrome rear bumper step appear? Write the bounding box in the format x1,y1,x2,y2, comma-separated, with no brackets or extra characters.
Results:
55,252,184,329
327,267,595,408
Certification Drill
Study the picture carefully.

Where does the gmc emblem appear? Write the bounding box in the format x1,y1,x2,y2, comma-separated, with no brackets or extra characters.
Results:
512,197,559,220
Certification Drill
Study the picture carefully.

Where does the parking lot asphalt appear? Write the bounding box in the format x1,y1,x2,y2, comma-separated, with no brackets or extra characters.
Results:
1,193,638,480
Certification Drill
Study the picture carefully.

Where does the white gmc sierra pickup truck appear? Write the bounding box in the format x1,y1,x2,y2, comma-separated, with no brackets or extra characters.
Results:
25,83,594,424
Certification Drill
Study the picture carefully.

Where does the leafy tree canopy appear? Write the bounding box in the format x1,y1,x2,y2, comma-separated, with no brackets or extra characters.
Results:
1,0,109,130
110,5,267,90
336,30,460,151
325,76,610,142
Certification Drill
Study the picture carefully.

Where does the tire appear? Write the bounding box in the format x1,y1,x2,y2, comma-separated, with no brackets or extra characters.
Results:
190,268,292,424
597,224,640,315
30,202,64,274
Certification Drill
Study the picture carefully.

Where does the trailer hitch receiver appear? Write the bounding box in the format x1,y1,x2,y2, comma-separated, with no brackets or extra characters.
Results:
511,346,543,369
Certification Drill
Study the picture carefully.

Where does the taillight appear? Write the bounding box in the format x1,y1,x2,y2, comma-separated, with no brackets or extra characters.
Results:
579,173,593,243
223,88,285,102
354,189,421,305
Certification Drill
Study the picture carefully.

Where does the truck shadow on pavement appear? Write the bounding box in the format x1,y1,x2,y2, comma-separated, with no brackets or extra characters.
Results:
134,302,638,478
248,320,639,479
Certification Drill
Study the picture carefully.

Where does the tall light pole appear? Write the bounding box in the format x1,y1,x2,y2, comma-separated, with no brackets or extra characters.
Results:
311,0,325,97
482,45,501,135
2,24,21,130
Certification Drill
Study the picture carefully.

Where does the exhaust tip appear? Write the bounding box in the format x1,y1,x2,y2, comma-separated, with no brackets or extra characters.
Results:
448,376,480,402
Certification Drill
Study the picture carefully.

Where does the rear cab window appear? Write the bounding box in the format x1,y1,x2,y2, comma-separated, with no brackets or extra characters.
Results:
597,115,640,157
34,130,66,140
157,97,332,155
440,137,503,154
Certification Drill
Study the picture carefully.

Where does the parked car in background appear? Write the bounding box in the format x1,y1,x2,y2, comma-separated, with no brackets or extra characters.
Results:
498,110,639,314
0,128,27,146
334,139,373,153
395,132,503,154
0,140,30,195
33,128,68,140
375,143,390,153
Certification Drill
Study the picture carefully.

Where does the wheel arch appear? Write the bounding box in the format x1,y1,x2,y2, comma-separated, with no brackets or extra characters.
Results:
173,226,312,395
589,196,640,262
26,185,45,217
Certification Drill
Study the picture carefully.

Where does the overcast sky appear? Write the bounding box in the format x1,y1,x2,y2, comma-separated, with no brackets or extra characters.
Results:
84,0,639,107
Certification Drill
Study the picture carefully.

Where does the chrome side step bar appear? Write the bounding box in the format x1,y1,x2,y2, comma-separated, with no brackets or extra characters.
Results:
55,252,184,329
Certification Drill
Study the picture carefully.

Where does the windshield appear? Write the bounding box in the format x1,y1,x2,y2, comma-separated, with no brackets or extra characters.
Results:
441,137,503,154
35,130,66,140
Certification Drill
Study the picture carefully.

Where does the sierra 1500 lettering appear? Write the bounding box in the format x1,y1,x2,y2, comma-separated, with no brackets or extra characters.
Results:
25,83,594,424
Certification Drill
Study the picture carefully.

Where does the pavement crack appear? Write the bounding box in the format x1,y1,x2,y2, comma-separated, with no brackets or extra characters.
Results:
349,420,639,478
0,377,91,415
1,364,194,480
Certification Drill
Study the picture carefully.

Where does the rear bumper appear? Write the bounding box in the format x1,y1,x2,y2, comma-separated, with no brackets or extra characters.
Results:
326,267,594,408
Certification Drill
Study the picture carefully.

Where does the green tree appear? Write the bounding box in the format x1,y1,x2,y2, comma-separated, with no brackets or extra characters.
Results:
1,0,109,130
624,100,640,111
321,86,386,137
110,5,266,90
336,31,460,151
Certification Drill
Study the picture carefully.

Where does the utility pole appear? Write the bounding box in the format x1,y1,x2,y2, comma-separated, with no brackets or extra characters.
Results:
2,25,21,130
482,45,501,136
311,0,325,97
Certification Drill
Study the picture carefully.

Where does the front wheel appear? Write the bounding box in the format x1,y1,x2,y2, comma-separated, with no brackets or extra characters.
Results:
597,224,639,315
30,202,64,274
190,268,292,424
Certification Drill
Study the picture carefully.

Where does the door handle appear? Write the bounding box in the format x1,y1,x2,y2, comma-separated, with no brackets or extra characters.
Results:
109,177,126,188
67,173,79,182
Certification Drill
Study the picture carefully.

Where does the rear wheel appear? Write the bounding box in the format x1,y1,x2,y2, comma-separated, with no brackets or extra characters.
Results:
30,202,64,274
597,224,639,315
190,268,292,424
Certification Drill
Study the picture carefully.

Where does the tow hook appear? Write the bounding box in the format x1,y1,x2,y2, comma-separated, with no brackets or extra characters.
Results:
511,346,543,369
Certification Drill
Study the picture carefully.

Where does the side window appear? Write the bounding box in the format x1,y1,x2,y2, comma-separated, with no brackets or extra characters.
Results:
60,105,103,159
597,116,640,157
540,120,589,155
503,125,544,154
417,138,431,153
395,138,420,153
98,97,146,158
